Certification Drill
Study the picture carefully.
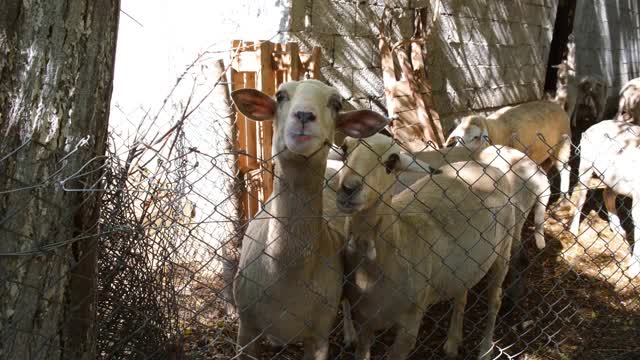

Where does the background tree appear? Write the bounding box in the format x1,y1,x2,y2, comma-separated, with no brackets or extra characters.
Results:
0,1,120,359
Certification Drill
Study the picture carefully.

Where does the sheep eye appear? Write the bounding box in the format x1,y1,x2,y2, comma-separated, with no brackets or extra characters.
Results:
340,143,348,160
276,91,289,103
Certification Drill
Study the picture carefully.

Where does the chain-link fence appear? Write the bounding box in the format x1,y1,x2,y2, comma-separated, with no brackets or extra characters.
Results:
2,64,640,360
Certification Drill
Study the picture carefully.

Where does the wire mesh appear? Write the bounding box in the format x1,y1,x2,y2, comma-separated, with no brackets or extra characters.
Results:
2,75,640,360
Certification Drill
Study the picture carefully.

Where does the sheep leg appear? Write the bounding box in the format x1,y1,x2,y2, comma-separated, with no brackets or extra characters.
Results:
388,311,421,360
443,291,468,358
236,319,261,359
628,198,640,277
534,186,551,249
477,258,508,360
354,325,374,360
570,164,593,236
303,336,330,360
554,136,572,197
503,215,528,312
341,299,357,347
604,188,626,237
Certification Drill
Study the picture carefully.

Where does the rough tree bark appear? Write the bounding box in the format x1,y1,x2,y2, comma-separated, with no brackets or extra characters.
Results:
211,59,242,316
379,4,445,151
0,1,120,359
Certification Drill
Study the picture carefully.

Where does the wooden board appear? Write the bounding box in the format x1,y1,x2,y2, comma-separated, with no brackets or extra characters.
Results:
231,40,321,219
258,41,275,202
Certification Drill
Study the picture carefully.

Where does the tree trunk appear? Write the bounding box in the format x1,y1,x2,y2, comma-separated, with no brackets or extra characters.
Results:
0,1,120,360
211,59,242,316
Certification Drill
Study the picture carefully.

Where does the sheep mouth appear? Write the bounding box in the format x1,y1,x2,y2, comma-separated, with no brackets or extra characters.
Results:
336,198,363,214
289,131,318,144
292,134,314,142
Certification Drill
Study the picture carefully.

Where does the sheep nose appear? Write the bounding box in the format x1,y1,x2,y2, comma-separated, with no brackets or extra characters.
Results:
294,111,316,124
341,184,360,197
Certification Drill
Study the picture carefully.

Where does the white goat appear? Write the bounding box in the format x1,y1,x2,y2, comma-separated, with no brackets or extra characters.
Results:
231,80,388,359
569,119,640,277
336,134,515,359
445,101,572,196
617,77,640,124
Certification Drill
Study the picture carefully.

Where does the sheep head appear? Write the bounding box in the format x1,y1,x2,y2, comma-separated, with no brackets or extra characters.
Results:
336,134,439,214
231,80,389,159
578,75,607,119
444,114,490,150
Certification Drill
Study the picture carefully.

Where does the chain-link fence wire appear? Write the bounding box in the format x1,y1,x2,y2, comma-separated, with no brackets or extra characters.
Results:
2,57,640,359
229,128,640,360
0,135,106,360
95,51,246,359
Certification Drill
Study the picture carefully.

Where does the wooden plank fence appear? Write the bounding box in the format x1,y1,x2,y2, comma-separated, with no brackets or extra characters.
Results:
230,40,321,221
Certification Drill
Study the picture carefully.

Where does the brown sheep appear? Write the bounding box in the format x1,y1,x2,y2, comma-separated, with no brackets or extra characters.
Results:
445,101,572,196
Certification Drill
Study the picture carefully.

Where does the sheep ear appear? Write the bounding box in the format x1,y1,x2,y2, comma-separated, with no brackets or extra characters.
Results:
385,153,441,175
383,153,400,174
337,110,389,138
231,89,276,121
328,146,344,161
444,136,459,148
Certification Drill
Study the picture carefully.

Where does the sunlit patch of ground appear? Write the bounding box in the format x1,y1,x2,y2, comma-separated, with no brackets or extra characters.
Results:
548,198,640,294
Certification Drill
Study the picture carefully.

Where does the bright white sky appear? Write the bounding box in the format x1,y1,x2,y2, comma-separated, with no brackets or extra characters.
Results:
107,1,291,256
110,0,288,133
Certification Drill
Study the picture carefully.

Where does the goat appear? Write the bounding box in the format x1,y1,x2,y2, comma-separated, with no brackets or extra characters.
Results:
336,134,516,359
569,119,640,278
231,80,388,359
445,101,572,196
616,77,640,124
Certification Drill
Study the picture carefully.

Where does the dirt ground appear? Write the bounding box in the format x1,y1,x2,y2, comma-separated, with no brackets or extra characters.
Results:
176,109,640,360
181,191,640,359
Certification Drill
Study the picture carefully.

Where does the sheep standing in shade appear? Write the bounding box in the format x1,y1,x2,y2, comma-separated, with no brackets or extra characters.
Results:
552,34,607,127
569,119,640,277
445,101,572,196
337,134,516,359
231,80,388,359
575,75,608,125
403,144,551,306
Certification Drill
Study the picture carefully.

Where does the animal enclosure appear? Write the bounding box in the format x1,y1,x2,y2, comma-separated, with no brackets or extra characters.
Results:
3,1,640,359
2,72,639,360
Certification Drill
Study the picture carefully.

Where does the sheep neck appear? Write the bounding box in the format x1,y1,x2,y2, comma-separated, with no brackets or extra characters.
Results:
349,194,395,265
266,156,327,268
484,117,505,146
